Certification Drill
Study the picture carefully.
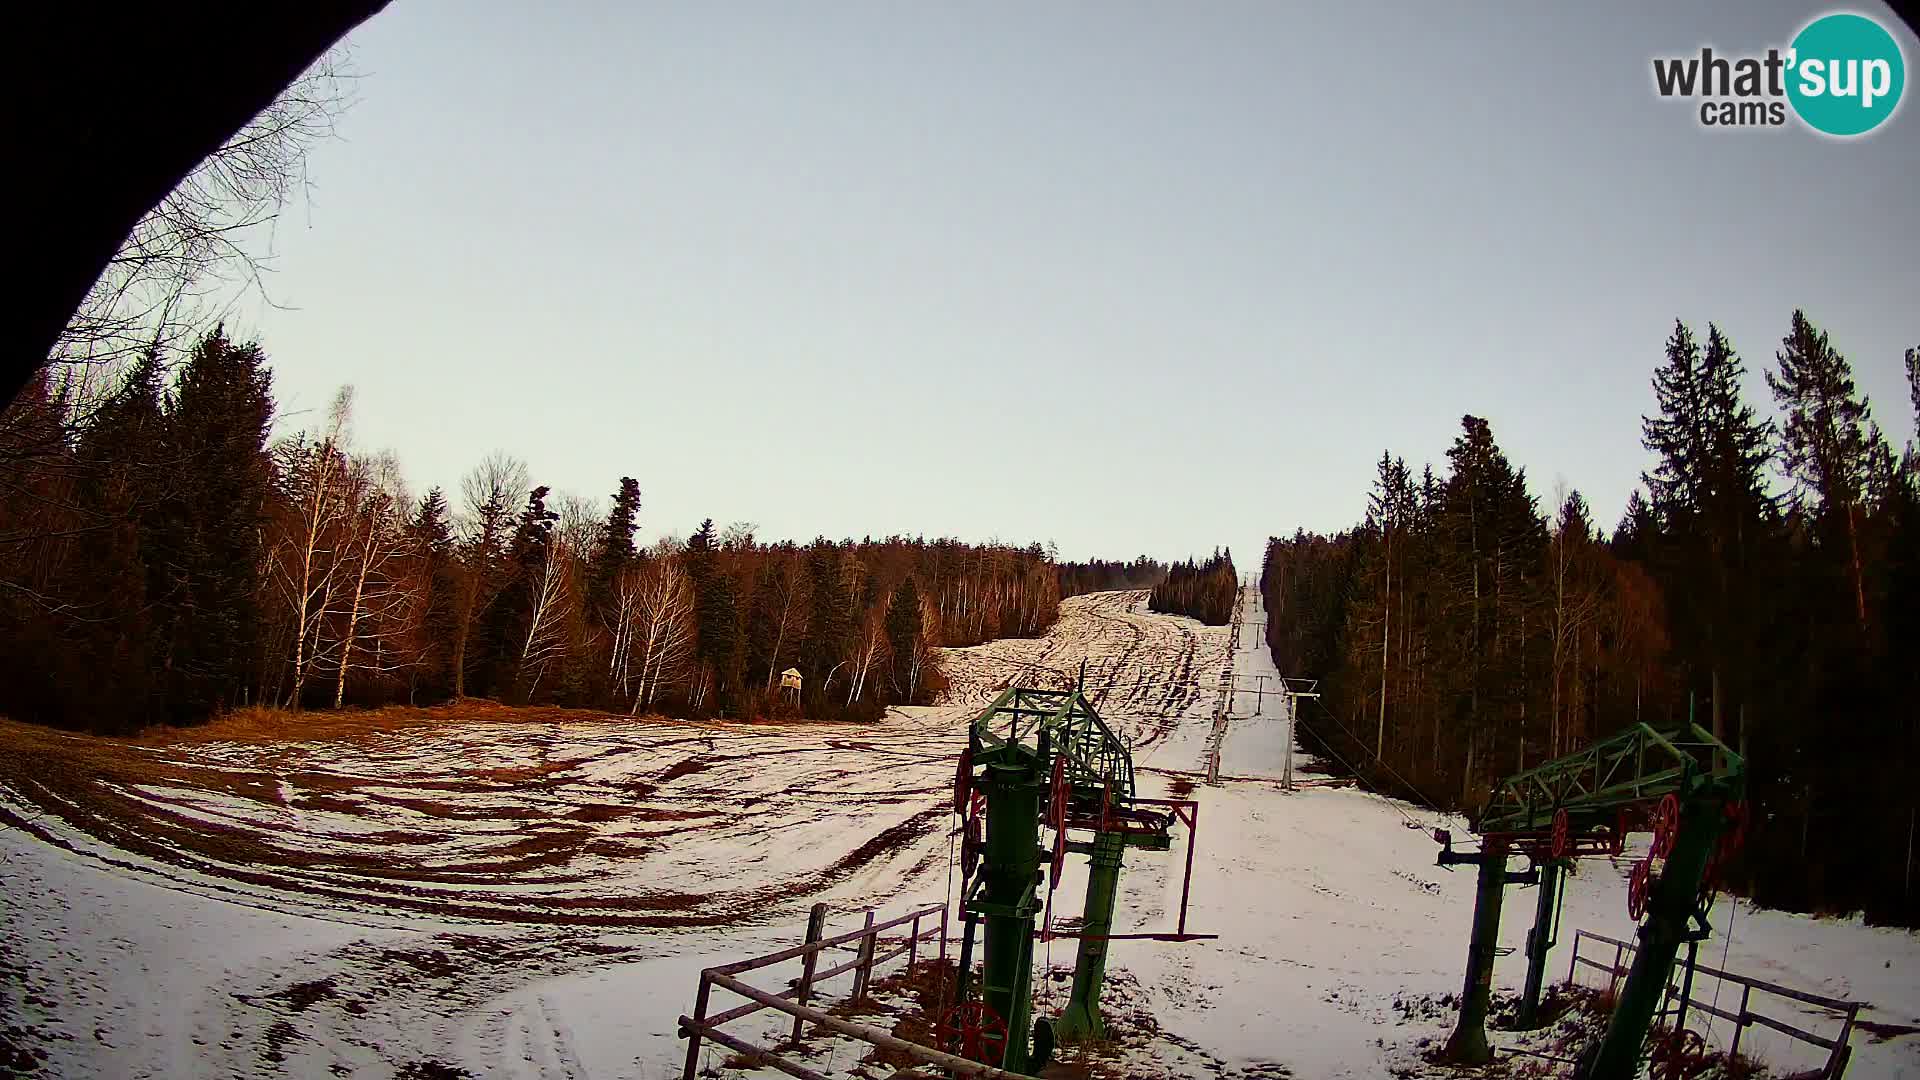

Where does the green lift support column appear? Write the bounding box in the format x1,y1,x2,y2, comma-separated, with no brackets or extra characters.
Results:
1466,721,1743,1080
1056,827,1127,1039
1438,835,1531,1064
974,750,1046,1074
1517,858,1562,1029
1584,801,1720,1080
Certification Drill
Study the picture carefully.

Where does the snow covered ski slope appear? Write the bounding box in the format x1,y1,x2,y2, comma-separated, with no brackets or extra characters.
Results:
2,588,1916,1079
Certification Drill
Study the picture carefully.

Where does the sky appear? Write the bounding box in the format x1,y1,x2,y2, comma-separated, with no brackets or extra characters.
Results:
233,1,1920,568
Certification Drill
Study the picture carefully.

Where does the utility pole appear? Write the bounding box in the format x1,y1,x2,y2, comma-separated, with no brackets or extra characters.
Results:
1275,679,1319,792
1283,691,1293,790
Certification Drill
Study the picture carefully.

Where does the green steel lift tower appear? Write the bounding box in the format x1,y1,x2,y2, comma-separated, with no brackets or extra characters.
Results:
1434,720,1747,1080
943,684,1207,1072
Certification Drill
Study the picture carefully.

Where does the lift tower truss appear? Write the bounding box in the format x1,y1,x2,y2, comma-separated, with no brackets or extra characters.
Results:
1436,721,1745,1079
950,685,1205,1073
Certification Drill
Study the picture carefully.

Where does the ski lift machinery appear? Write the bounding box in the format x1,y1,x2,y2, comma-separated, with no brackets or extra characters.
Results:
943,677,1214,1073
1432,715,1747,1079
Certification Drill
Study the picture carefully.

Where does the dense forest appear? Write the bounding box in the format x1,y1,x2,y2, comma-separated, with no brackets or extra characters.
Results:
0,331,1068,733
1263,312,1920,926
1149,550,1238,625
1057,556,1168,598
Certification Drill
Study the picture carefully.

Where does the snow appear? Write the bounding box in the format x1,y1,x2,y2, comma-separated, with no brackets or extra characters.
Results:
2,588,1915,1079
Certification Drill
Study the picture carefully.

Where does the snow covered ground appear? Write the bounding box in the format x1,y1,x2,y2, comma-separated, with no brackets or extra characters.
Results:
2,588,1916,1079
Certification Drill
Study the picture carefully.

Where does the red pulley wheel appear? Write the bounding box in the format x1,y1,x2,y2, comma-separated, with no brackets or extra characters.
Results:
961,809,983,877
1698,846,1721,908
1652,793,1681,859
954,746,973,814
1551,808,1570,858
1627,857,1652,920
1720,799,1750,858
1661,1027,1708,1080
936,1000,1009,1064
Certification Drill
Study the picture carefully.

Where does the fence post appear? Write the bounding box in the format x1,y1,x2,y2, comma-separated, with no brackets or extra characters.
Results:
853,908,878,1000
1729,984,1751,1062
682,973,713,1080
1608,942,1625,1000
1567,932,1581,986
789,903,830,1046
939,902,949,966
909,911,921,971
1824,1003,1859,1078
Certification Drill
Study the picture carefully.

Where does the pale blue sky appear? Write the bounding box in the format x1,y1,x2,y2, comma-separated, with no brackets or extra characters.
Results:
238,2,1920,566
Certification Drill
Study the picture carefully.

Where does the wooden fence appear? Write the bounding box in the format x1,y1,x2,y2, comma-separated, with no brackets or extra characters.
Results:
678,901,1039,1080
1566,928,1860,1077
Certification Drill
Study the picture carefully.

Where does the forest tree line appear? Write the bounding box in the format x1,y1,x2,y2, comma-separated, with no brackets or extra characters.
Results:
1262,311,1919,925
1057,556,1168,598
1149,550,1238,625
0,330,1068,733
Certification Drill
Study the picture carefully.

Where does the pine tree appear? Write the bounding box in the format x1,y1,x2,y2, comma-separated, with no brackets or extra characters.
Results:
1767,310,1876,629
1437,415,1542,796
148,328,275,721
801,540,852,710
588,477,641,623
409,488,458,701
886,576,924,700
66,354,170,724
685,518,740,714
1641,321,1774,740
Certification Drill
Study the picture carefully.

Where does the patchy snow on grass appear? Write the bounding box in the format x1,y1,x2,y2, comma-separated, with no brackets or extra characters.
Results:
2,589,1915,1079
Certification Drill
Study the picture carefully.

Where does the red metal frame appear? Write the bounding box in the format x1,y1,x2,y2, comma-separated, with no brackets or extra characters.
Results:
1038,796,1217,943
1480,827,1622,860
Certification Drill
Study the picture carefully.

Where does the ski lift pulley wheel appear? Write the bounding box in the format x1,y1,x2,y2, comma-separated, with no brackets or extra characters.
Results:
1698,846,1722,908
954,745,973,814
936,999,1009,1065
1652,793,1681,859
1551,807,1570,858
1627,857,1653,920
1657,1026,1709,1080
961,800,984,877
1720,799,1750,858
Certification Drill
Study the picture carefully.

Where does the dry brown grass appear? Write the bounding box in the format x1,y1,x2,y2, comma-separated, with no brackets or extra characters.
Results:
131,700,679,746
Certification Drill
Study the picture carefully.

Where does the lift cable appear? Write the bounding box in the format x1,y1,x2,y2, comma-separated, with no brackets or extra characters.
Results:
1709,893,1741,1027
1303,694,1449,826
1283,697,1435,835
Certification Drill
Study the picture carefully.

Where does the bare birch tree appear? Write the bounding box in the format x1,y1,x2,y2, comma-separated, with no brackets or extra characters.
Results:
761,558,812,691
517,528,575,700
630,553,697,713
49,57,357,382
272,387,354,708
333,453,414,708
847,613,890,706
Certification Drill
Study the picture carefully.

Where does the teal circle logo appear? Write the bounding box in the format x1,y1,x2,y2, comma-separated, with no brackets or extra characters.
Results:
1787,13,1906,136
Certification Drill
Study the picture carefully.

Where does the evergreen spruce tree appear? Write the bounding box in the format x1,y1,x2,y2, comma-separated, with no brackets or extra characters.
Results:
1768,310,1877,629
886,576,924,700
68,353,169,725
801,541,851,713
1641,321,1774,741
685,518,740,714
588,477,641,624
409,488,458,701
148,328,275,722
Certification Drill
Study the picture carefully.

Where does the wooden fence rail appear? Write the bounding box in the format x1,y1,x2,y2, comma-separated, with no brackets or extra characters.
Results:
1566,928,1860,1078
679,901,1036,1080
